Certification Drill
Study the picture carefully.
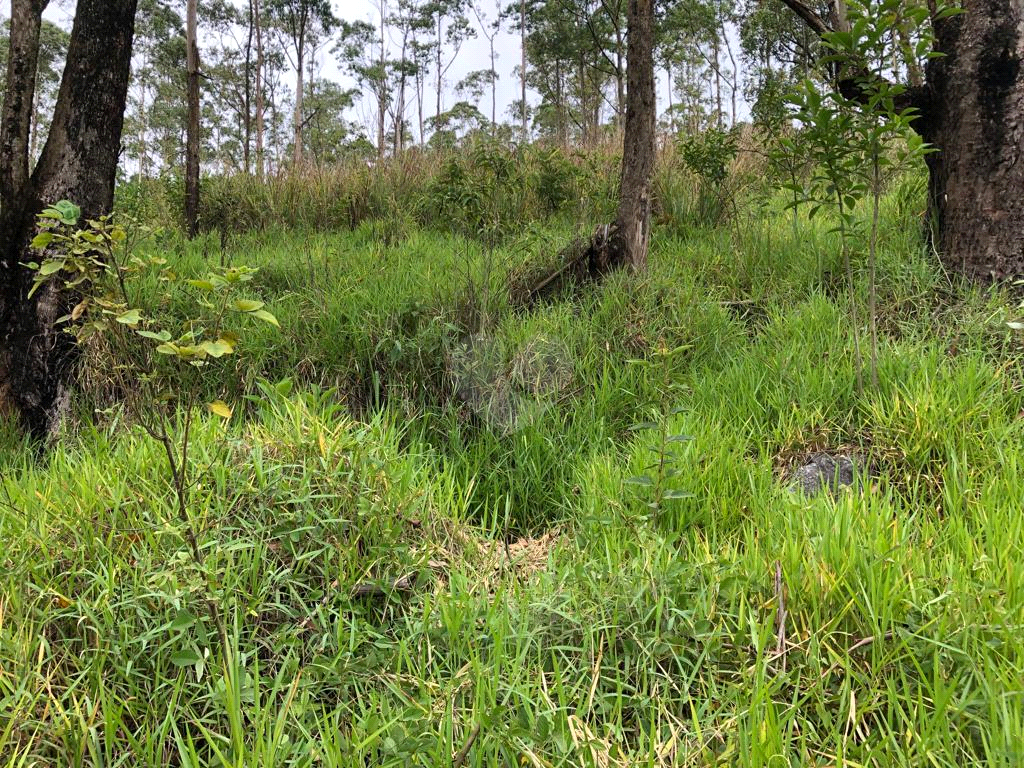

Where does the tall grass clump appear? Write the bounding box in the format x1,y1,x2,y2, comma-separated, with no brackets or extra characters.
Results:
123,140,625,247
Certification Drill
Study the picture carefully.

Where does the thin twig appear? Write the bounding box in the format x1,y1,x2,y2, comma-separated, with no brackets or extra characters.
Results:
350,572,418,599
452,723,481,768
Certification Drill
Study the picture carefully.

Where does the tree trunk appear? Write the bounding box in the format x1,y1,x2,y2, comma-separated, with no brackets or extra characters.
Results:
712,36,723,129
780,0,1024,284
610,0,655,271
253,0,265,179
520,0,654,299
378,11,387,158
521,0,528,141
0,1,48,232
243,0,254,174
185,0,200,239
436,16,444,120
615,30,625,127
0,0,138,438
918,1,1024,282
666,63,674,131
490,38,497,128
293,31,305,167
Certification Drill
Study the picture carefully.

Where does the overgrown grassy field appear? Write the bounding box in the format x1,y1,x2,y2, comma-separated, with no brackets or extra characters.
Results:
2,164,1024,766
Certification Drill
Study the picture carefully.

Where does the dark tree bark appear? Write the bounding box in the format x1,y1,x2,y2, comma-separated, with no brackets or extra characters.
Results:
918,2,1024,281
780,0,1024,283
0,1,49,238
0,0,139,438
609,0,656,271
185,0,201,239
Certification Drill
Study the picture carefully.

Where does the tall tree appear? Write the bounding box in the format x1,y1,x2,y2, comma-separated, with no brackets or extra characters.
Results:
337,17,391,157
611,0,655,269
470,0,502,128
125,0,183,179
185,0,201,237
516,0,655,300
0,0,139,438
520,0,528,139
266,0,336,167
388,0,422,153
778,0,1024,282
419,0,474,124
253,0,266,177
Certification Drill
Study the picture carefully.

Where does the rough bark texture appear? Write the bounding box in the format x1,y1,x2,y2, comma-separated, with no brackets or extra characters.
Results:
780,0,1024,283
610,0,655,272
185,0,201,238
0,0,138,438
0,1,48,233
918,0,1024,281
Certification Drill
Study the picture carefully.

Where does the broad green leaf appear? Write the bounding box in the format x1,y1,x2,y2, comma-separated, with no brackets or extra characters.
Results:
115,309,142,326
170,649,201,667
188,279,216,291
662,489,695,500
251,309,279,328
233,298,265,312
199,339,234,358
49,200,80,225
625,475,654,487
31,232,53,250
169,609,196,632
137,329,172,342
38,259,65,276
207,400,233,419
629,421,660,431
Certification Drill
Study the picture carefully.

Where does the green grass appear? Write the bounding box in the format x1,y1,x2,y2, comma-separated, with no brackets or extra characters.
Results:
3,173,1024,766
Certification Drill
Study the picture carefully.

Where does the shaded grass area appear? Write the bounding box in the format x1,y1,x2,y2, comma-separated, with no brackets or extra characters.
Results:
2,181,1024,765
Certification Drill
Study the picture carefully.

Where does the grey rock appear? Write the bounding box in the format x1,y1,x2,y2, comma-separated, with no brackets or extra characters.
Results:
789,452,861,497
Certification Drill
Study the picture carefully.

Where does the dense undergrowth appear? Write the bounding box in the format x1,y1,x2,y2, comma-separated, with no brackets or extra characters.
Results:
2,154,1024,765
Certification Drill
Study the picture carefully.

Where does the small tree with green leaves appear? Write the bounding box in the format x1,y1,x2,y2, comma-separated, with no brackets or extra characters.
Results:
624,343,694,516
782,0,939,392
28,200,279,650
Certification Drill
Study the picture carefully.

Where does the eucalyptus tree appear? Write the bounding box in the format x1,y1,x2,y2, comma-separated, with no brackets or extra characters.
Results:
386,0,426,153
470,0,503,127
419,0,475,121
265,0,337,166
337,17,393,157
302,78,364,163
125,0,184,178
